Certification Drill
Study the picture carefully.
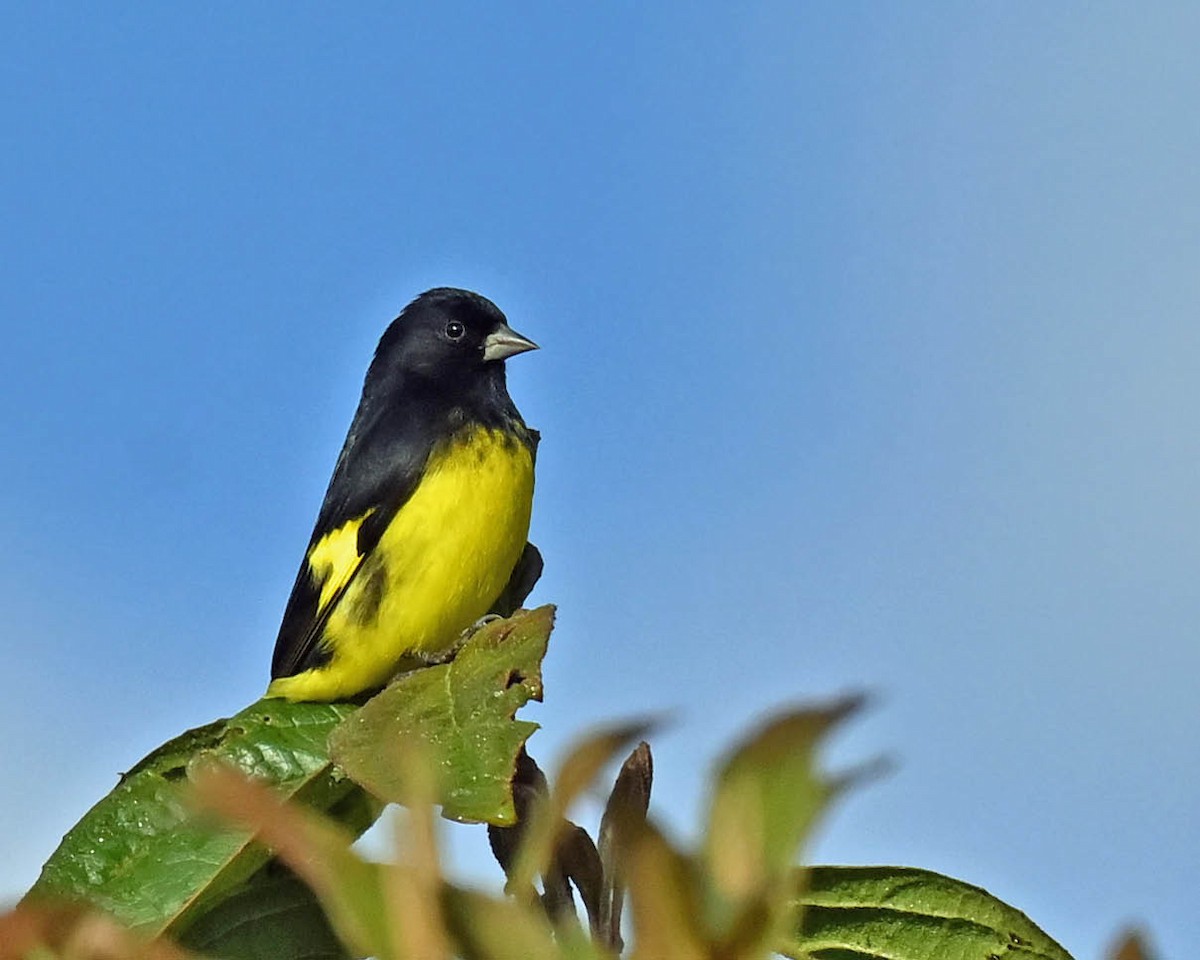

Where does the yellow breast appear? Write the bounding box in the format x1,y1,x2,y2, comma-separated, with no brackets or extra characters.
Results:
273,425,534,701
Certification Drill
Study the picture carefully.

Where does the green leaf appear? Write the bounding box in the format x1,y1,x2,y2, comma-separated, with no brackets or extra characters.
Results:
328,606,555,824
782,865,1075,960
23,698,369,939
177,869,351,960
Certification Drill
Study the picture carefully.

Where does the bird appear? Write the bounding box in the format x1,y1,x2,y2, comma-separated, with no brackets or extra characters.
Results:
266,287,540,702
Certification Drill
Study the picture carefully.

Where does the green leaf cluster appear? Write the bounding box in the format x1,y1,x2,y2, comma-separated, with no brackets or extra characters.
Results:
4,607,1135,960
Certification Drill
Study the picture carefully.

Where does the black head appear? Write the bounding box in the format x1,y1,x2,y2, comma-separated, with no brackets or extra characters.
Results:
366,288,537,396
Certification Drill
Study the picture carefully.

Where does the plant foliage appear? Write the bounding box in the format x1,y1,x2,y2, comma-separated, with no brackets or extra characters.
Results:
5,607,1136,960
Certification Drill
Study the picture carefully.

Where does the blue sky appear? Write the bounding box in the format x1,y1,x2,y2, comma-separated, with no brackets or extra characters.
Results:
2,5,1198,957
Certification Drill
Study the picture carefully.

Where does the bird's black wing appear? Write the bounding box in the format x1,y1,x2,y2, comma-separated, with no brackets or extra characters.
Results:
270,403,436,680
488,541,543,618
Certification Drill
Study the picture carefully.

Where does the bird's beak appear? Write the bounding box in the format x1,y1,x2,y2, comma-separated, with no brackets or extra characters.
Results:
482,323,539,362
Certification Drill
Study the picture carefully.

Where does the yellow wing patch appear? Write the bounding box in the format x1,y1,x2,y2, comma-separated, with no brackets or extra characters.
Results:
307,509,374,610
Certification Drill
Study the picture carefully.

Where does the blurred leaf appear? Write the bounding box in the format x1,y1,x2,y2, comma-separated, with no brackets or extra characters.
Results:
625,821,707,960
329,606,555,824
195,765,601,960
382,743,453,960
552,924,618,960
177,869,350,960
704,696,863,904
1107,928,1155,960
384,864,451,960
782,865,1075,960
23,699,366,939
442,888,563,960
700,696,864,954
191,766,390,959
0,902,197,960
551,722,654,808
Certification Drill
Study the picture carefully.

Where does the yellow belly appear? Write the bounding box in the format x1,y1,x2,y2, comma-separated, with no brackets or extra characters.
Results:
270,425,534,701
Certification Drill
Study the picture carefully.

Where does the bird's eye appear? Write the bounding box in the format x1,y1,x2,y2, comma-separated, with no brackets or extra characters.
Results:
445,320,466,341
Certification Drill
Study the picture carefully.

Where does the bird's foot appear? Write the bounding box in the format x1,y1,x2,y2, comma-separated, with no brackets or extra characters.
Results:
415,644,463,668
390,616,507,679
462,613,504,637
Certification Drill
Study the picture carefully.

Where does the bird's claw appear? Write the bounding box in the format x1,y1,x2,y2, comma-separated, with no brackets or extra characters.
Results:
462,613,504,637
